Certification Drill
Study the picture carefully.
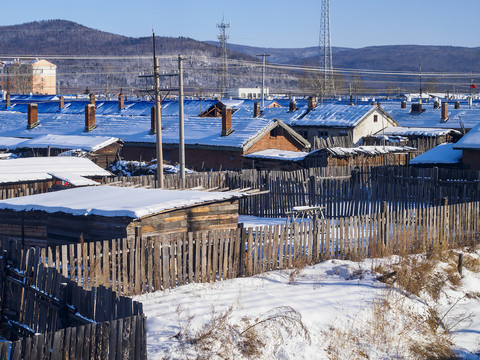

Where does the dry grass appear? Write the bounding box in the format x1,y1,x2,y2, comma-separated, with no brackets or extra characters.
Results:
173,305,310,359
325,289,455,360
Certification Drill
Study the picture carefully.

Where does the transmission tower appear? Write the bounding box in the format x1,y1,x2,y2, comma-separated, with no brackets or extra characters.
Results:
319,0,335,96
217,17,230,97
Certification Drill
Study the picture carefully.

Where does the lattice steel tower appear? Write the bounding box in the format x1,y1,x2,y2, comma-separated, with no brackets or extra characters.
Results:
319,0,335,96
217,17,230,97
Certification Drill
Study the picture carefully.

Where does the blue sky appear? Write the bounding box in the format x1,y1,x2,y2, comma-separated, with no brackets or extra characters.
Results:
1,0,479,49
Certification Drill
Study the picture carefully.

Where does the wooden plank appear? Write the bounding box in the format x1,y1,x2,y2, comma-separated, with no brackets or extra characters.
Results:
246,228,253,277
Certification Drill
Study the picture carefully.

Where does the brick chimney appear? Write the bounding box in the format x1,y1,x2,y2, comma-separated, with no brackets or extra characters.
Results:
89,93,96,106
150,106,156,134
411,103,422,113
221,106,233,136
59,96,64,110
441,102,449,121
85,104,96,132
455,101,460,110
118,94,124,110
5,92,10,108
308,96,317,110
27,103,38,129
401,101,406,109
289,100,296,112
254,102,261,118
349,95,353,106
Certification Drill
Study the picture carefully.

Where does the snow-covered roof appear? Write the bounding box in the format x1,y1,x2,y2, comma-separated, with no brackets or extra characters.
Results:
244,149,308,162
16,134,120,152
0,111,304,150
308,145,416,158
0,157,111,184
453,122,480,150
384,104,480,130
0,186,244,219
289,104,385,128
409,143,462,165
260,106,308,124
0,136,28,149
379,127,461,137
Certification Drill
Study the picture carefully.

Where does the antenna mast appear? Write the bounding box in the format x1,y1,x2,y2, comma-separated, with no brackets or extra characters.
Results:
319,0,335,97
217,17,230,98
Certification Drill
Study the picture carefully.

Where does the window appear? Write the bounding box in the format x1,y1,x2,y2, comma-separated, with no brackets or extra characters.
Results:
317,131,328,138
374,115,378,123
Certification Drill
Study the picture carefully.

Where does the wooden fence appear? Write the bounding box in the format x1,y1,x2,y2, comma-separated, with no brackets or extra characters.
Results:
0,314,146,360
12,200,479,297
0,242,147,359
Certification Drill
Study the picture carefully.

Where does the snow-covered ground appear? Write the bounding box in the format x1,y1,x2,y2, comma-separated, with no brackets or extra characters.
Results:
135,248,480,359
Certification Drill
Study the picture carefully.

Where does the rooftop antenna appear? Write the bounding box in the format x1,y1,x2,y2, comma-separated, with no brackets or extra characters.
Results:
319,0,335,97
217,16,230,98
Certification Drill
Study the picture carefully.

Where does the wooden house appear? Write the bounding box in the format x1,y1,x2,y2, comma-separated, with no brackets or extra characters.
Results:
11,134,123,168
0,157,111,199
303,146,416,168
0,186,244,246
453,123,480,170
287,104,398,146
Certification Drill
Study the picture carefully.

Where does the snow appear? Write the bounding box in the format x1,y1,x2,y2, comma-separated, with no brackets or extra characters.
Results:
243,149,308,162
289,104,378,128
308,145,416,158
48,172,101,186
134,250,480,359
17,134,120,152
0,157,111,184
380,126,461,137
0,136,29,149
0,186,244,219
454,122,480,150
410,143,463,165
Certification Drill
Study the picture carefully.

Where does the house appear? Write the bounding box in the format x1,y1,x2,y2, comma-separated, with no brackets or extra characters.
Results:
9,134,123,168
453,122,480,170
0,157,111,200
409,143,463,168
226,87,269,100
0,186,244,246
285,104,398,146
1,59,56,95
303,145,416,168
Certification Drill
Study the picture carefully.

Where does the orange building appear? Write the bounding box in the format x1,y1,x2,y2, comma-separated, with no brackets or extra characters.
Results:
1,59,56,95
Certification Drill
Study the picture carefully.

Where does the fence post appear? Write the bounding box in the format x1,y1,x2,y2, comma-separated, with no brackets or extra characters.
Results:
58,283,69,330
442,197,449,249
381,201,388,250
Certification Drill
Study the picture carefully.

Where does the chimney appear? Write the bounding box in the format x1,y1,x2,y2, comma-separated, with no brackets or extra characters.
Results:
411,103,422,113
5,92,10,108
376,102,381,107
118,94,124,110
150,106,156,134
401,101,406,109
455,101,460,110
254,102,261,117
349,95,353,106
27,103,38,129
308,96,317,110
433,101,440,109
85,104,96,132
289,100,297,112
441,102,449,121
59,96,64,110
89,93,95,106
221,106,233,136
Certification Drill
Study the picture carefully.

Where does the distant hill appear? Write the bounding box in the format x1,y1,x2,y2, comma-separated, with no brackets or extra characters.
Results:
1,20,479,94
206,41,351,64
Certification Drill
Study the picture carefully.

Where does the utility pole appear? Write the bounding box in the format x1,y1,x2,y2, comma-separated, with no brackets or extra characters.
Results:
178,55,185,187
153,30,164,188
419,63,422,104
256,54,270,108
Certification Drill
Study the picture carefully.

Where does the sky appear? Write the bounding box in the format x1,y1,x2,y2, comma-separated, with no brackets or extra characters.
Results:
1,0,480,49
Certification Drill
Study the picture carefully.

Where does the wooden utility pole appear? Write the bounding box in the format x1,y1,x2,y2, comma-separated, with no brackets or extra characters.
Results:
178,55,185,187
256,54,270,107
153,31,164,188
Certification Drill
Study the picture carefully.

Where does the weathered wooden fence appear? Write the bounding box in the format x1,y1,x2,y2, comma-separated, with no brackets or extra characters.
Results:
0,242,147,359
12,200,478,297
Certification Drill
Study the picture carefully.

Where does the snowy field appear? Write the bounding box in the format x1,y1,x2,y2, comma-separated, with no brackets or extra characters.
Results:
135,248,480,359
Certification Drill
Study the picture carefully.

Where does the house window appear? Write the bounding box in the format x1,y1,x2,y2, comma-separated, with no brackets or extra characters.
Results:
318,131,328,138
298,130,308,139
374,115,378,122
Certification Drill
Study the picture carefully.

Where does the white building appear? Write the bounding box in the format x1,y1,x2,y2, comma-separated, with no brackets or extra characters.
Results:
226,87,269,100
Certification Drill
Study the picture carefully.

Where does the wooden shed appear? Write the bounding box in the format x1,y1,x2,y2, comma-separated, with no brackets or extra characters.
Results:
0,186,244,246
